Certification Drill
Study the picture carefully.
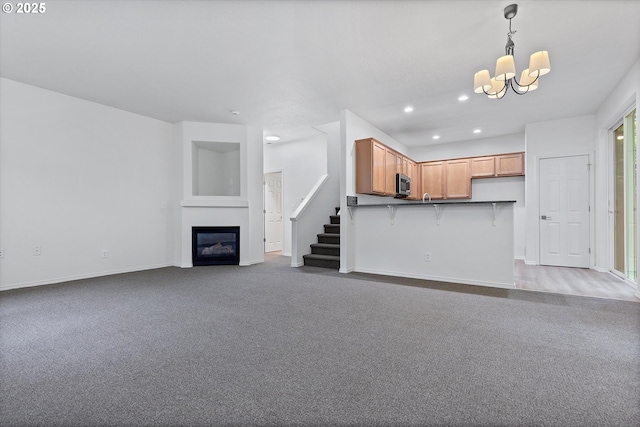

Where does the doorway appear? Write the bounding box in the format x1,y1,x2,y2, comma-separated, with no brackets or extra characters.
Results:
612,108,637,281
264,171,283,253
539,155,590,267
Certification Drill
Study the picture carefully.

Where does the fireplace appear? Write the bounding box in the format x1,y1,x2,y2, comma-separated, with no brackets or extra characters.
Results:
192,226,240,266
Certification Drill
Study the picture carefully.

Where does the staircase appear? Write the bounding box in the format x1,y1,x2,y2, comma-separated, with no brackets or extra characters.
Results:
303,207,340,269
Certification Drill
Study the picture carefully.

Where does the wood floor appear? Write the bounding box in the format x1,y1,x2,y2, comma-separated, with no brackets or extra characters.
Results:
515,260,639,302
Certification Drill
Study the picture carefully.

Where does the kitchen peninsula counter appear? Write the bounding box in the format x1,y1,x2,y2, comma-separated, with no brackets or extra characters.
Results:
346,200,516,207
345,199,516,288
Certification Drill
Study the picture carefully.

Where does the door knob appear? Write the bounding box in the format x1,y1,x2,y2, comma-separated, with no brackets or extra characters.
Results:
541,215,552,220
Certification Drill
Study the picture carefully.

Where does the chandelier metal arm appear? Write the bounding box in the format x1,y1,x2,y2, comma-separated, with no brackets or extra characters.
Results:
480,70,541,98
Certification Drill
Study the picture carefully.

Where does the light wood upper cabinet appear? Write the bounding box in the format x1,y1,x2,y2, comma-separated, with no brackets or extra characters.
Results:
445,159,471,199
385,149,398,196
421,161,445,199
356,138,402,197
471,156,496,178
496,153,525,176
407,159,420,200
371,142,386,193
355,138,387,195
356,136,522,200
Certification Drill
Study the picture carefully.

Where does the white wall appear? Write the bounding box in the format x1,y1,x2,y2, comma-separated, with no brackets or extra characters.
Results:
524,115,596,265
263,134,328,256
0,78,174,290
408,133,525,162
594,59,640,278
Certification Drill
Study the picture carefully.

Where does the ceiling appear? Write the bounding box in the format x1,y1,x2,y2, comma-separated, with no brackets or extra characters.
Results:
1,0,639,146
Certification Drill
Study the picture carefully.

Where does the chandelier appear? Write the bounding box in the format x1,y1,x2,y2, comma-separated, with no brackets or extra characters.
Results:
473,4,550,99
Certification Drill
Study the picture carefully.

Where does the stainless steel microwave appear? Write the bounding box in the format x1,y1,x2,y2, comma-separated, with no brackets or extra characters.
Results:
396,173,410,198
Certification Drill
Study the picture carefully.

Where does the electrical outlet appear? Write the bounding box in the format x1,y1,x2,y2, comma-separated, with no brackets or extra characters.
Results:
102,249,109,258
33,246,41,256
0,249,4,258
424,251,432,262
161,201,167,209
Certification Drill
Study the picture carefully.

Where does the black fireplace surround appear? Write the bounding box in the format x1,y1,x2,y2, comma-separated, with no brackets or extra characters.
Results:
192,226,240,266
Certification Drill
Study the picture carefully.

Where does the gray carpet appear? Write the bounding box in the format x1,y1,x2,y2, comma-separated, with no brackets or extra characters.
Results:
1,254,639,426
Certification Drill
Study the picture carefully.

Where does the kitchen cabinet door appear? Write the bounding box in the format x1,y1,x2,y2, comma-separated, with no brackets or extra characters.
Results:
420,162,445,199
496,153,525,176
407,159,419,200
471,156,495,178
445,159,471,199
385,149,398,196
355,138,387,195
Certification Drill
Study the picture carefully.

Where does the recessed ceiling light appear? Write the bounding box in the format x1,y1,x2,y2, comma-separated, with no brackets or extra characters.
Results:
458,95,469,101
432,135,440,140
473,129,482,134
404,106,414,113
230,110,240,116
265,135,280,142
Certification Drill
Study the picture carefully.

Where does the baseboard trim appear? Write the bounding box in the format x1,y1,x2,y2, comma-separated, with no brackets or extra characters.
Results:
0,263,173,292
291,261,304,267
514,256,525,261
240,258,264,266
353,267,516,290
593,266,608,273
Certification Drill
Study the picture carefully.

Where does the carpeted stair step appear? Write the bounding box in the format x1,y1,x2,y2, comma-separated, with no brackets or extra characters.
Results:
310,243,340,256
303,254,340,269
317,233,340,245
304,207,341,269
324,224,340,234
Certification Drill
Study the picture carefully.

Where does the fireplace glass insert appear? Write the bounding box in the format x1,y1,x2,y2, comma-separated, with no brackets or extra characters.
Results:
192,226,240,266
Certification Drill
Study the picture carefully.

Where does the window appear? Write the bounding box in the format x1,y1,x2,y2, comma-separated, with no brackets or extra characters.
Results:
613,108,637,281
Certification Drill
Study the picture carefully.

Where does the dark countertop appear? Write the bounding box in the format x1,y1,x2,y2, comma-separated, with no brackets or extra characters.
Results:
346,200,516,208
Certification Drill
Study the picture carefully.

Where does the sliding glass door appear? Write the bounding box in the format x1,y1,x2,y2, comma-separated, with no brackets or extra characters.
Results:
613,108,637,281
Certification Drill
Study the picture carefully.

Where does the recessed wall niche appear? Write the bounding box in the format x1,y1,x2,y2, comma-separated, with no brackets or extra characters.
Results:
192,141,241,196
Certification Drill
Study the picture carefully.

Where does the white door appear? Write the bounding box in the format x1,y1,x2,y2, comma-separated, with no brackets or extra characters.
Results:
264,172,283,253
539,155,590,267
